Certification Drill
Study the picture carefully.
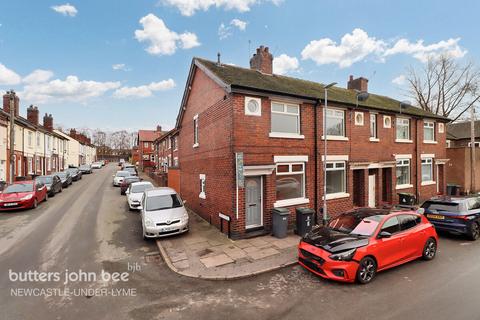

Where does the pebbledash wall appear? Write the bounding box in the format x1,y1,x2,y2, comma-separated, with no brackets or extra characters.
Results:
177,52,448,239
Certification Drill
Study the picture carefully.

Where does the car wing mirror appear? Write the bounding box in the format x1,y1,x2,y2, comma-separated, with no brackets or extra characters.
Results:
125,190,130,195
378,231,392,239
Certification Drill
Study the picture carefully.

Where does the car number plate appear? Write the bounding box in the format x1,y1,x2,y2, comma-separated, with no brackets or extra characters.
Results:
427,214,445,220
4,202,18,206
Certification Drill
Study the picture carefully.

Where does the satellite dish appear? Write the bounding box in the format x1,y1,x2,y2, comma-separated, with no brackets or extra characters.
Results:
400,100,411,108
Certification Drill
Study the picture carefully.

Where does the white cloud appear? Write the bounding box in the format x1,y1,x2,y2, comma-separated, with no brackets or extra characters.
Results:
392,74,406,86
134,14,200,56
273,54,299,75
384,38,467,62
301,28,467,68
301,28,386,68
160,0,282,16
23,69,54,84
21,76,120,103
0,63,21,85
113,79,176,98
231,18,247,31
112,64,130,71
51,3,78,17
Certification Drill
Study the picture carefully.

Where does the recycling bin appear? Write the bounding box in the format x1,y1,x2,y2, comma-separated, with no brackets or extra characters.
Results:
272,207,290,238
295,207,315,237
398,192,416,206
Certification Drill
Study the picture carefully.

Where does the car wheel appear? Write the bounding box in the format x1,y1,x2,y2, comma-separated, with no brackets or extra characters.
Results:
467,222,480,241
142,224,148,240
45,193,48,202
422,238,437,260
33,198,38,209
59,186,63,193
356,257,377,284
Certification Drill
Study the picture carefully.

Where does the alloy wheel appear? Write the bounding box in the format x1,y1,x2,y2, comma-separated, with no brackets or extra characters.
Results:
423,239,436,260
470,223,480,240
357,257,376,284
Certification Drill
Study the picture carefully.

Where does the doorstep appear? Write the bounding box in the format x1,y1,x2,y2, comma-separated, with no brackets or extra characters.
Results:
156,210,300,280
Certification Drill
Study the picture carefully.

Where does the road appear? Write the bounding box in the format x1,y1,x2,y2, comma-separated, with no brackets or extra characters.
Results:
1,164,480,320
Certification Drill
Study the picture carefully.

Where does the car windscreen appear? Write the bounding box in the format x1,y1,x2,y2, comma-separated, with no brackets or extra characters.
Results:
421,201,461,213
146,194,183,211
37,177,52,184
80,166,90,169
116,172,130,177
4,183,34,193
57,173,66,178
328,214,383,236
131,184,152,193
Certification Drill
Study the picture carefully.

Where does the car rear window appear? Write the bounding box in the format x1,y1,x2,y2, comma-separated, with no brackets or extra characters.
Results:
131,184,153,193
146,194,183,211
422,201,461,213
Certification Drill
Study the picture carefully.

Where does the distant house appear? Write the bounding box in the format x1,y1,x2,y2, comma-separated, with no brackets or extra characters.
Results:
446,121,480,193
174,45,449,239
136,126,165,170
153,128,180,191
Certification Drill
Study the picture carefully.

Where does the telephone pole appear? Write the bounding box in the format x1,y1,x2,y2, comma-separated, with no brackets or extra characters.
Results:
471,105,476,193
8,91,15,184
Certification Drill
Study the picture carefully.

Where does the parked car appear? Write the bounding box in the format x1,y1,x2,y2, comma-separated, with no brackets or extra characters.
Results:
420,196,480,240
36,175,62,196
141,187,189,239
298,208,438,284
0,180,48,210
91,162,102,169
67,167,83,180
79,164,92,174
100,160,105,166
56,171,73,188
120,176,141,195
126,181,154,210
113,171,131,186
124,166,137,176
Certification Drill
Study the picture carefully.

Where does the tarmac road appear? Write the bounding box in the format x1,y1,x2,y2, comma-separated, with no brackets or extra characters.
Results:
1,164,479,320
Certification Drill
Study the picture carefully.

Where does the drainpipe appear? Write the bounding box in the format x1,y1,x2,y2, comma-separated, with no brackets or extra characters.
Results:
414,119,420,203
313,99,320,225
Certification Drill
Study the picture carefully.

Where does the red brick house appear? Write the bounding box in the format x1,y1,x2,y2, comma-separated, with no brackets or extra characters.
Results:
175,46,449,239
154,128,180,191
137,126,164,170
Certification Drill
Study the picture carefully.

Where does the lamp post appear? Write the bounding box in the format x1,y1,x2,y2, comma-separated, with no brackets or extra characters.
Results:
322,82,337,225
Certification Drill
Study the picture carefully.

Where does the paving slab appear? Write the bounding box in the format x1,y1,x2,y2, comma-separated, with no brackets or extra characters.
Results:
200,254,234,268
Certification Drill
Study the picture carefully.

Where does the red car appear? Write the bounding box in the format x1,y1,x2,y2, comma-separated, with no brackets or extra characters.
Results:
0,180,48,211
298,208,438,284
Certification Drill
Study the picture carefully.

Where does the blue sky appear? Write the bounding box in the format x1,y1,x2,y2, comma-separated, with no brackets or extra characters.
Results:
0,0,478,132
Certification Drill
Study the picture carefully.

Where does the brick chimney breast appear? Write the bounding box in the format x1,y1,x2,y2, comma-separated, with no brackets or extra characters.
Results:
43,113,53,131
347,75,369,92
156,125,162,132
27,105,39,125
3,91,20,116
249,45,273,75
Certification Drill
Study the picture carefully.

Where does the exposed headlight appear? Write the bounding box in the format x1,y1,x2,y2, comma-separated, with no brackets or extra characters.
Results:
20,194,33,201
144,217,155,227
329,248,356,261
182,212,189,222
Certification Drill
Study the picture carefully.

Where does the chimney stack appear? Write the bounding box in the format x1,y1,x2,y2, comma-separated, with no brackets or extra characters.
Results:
43,113,53,131
27,105,39,125
347,75,369,92
249,45,273,75
3,91,20,117
156,125,162,132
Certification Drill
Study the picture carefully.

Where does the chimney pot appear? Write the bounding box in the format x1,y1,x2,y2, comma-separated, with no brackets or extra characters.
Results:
250,45,273,75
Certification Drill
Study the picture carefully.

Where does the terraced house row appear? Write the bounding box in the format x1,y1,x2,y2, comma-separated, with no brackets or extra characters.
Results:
0,91,96,182
146,46,449,239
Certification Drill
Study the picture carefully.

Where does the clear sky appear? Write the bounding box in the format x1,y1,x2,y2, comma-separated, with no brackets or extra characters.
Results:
0,0,478,132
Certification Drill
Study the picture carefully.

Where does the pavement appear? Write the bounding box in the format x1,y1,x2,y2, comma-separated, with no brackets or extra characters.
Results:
2,164,480,320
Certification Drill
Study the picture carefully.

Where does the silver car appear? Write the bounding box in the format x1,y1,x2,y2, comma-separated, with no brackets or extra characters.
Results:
141,188,189,239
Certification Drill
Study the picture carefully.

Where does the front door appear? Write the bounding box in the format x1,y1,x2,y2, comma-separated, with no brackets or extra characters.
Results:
245,176,262,229
368,174,376,208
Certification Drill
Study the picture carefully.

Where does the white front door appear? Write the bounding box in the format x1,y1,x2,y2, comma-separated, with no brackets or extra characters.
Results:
368,174,376,208
245,176,263,229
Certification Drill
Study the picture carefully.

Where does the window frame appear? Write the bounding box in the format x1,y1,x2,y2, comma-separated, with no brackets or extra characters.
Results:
423,121,436,142
396,117,410,141
274,162,307,206
325,108,346,138
325,161,347,197
421,157,434,183
270,101,302,138
199,174,206,199
193,114,199,148
370,113,378,140
396,158,411,187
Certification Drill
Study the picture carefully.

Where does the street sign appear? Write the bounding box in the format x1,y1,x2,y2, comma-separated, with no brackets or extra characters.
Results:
236,152,244,188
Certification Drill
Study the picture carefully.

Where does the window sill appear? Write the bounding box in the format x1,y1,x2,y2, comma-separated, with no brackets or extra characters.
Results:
274,197,309,208
323,192,350,200
395,139,413,143
423,140,437,144
193,143,199,148
369,137,380,142
269,132,305,139
421,181,436,186
199,192,206,199
321,136,349,141
395,184,413,190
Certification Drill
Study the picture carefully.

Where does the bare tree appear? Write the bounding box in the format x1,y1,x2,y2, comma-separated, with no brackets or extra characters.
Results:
92,129,107,147
110,130,131,150
406,55,480,120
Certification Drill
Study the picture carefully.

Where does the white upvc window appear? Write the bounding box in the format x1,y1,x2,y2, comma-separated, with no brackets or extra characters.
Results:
193,114,199,147
396,159,411,186
173,157,179,167
326,161,346,195
421,158,433,182
325,109,346,137
270,102,302,138
370,113,378,140
36,133,40,147
424,121,435,142
275,162,306,202
28,132,33,147
396,118,410,140
199,174,206,199
143,142,148,148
